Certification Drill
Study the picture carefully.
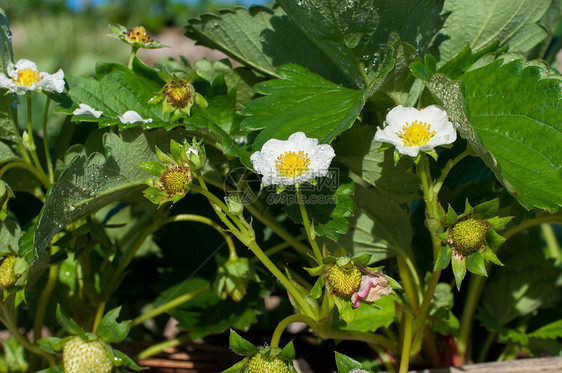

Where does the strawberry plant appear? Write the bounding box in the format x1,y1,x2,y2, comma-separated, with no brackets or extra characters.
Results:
0,1,561,372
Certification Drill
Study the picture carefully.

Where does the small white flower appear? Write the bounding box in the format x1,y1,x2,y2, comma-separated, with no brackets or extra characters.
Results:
0,59,64,95
118,110,153,124
374,105,457,157
72,103,103,118
250,132,335,186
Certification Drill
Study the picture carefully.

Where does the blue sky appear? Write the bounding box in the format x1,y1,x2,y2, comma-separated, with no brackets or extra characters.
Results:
67,0,269,11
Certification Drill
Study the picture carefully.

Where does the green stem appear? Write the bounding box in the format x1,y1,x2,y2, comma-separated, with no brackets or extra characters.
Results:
136,334,192,360
296,185,322,264
399,312,414,373
433,148,472,195
165,214,236,255
270,314,317,348
502,214,562,241
33,246,59,344
542,223,561,262
41,97,54,183
0,161,50,189
244,202,312,260
0,303,55,365
259,234,306,259
321,329,398,354
457,273,487,364
92,300,106,333
413,270,441,333
247,239,317,319
370,343,396,372
128,46,139,69
477,331,497,363
131,284,210,328
25,94,50,185
396,255,420,311
7,97,31,164
190,183,246,239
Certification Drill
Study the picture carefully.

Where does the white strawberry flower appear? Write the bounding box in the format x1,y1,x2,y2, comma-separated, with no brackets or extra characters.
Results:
374,105,457,157
72,104,103,118
0,59,64,95
118,110,152,124
250,132,335,186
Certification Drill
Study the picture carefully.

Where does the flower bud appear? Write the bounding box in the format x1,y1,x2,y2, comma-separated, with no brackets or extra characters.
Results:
225,195,244,216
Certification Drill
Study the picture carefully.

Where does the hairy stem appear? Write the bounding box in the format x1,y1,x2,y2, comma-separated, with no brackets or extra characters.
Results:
270,314,317,348
131,284,210,327
41,97,54,183
296,185,322,264
136,334,192,360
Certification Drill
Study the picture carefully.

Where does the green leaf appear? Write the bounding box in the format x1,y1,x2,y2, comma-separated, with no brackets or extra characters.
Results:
278,341,296,361
95,307,130,344
466,252,487,276
480,246,562,326
437,0,552,65
111,348,144,371
529,320,562,340
56,305,82,335
186,5,347,84
32,128,164,262
333,125,419,202
460,59,562,211
137,161,166,177
334,295,396,333
57,59,167,129
325,186,412,264
243,64,368,150
481,246,503,266
334,351,373,373
277,0,446,87
0,9,18,143
0,219,21,256
451,256,466,290
160,278,264,340
434,244,452,271
221,358,249,373
229,329,258,356
437,42,507,79
418,59,562,212
38,337,64,354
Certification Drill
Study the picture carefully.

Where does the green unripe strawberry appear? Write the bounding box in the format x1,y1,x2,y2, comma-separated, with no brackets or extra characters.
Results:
449,218,488,256
325,263,362,296
0,255,17,287
62,336,113,373
248,353,290,373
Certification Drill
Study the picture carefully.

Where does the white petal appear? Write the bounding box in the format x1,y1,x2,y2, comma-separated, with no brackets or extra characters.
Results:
73,104,103,118
118,110,153,124
38,69,65,93
0,74,16,92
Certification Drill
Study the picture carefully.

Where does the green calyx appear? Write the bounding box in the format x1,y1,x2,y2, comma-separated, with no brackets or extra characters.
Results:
325,263,362,296
449,218,488,256
248,352,290,373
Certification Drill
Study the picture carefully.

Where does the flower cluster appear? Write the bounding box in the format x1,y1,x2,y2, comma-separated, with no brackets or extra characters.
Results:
0,59,64,95
138,139,205,206
434,199,512,289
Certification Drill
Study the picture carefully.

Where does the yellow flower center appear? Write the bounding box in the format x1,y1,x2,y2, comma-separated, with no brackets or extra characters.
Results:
164,80,193,108
15,67,42,87
275,151,310,178
124,26,152,44
160,167,191,195
399,120,435,146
